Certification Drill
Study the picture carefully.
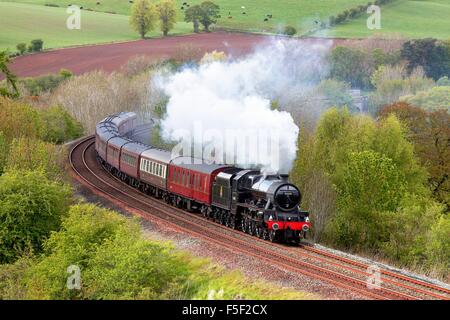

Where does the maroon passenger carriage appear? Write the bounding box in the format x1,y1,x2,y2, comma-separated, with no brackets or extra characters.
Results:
95,112,312,243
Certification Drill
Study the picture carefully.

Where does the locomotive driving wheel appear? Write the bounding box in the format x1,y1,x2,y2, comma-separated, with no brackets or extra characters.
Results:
249,221,256,236
255,226,263,238
268,230,277,242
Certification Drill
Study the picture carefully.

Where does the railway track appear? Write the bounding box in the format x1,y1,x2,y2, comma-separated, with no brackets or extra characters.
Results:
69,136,450,300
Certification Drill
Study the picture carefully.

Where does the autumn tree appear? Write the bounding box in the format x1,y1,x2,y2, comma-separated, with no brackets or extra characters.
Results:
379,102,450,211
129,0,158,39
157,0,177,36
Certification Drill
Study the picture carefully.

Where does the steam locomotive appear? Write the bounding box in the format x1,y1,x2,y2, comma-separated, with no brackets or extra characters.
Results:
95,112,311,243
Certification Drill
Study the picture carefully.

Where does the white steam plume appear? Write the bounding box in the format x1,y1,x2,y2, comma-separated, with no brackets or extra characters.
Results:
154,38,332,174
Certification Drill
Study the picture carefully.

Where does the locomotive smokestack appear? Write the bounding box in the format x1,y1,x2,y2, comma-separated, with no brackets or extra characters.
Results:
279,174,289,182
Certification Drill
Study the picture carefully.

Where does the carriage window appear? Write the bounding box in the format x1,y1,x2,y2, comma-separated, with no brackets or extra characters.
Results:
186,172,190,186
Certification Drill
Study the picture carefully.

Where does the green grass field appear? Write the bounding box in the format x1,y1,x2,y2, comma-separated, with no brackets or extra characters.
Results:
1,0,449,51
315,0,450,39
0,0,378,36
0,2,191,51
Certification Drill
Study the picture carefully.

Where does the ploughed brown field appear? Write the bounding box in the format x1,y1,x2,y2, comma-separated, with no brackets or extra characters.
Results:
6,32,401,79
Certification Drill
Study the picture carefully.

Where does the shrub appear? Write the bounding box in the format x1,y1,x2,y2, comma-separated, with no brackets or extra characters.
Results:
0,97,42,142
436,76,450,86
328,16,336,26
6,137,68,181
0,132,9,175
199,50,227,64
59,69,73,79
20,203,312,300
282,25,297,36
0,170,71,264
50,71,151,132
30,39,44,52
39,105,84,143
19,69,73,96
16,43,27,55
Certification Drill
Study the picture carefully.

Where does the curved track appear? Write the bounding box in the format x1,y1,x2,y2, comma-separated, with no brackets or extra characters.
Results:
69,136,450,300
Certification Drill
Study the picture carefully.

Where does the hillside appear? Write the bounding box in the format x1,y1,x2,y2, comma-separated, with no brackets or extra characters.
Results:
1,0,449,51
317,0,450,39
0,2,191,51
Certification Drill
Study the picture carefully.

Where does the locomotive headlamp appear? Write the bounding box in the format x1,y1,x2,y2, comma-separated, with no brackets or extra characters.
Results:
302,224,309,232
272,223,279,230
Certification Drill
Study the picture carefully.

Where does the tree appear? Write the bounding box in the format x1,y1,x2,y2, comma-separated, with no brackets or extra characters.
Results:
327,150,406,249
198,1,220,32
29,39,44,52
424,214,450,271
184,4,202,33
329,46,373,89
16,43,27,55
368,64,434,114
314,79,354,110
0,51,19,98
379,102,450,211
297,108,428,245
129,0,158,39
401,38,450,80
0,170,71,264
157,0,177,36
401,86,450,112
